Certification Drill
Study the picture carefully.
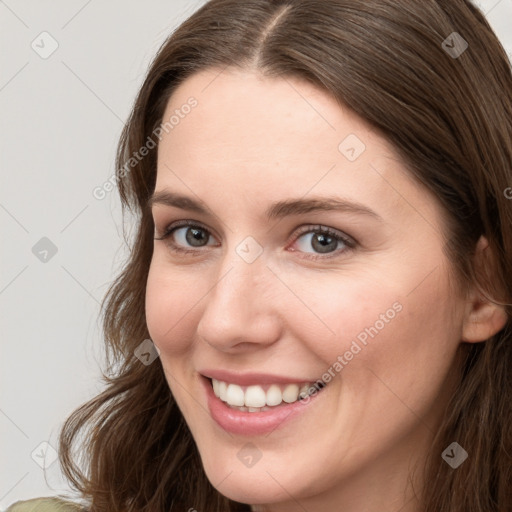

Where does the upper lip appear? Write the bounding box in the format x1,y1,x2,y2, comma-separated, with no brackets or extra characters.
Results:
199,369,321,386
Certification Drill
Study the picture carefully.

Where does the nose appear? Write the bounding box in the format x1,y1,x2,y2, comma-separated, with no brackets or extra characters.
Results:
196,245,282,353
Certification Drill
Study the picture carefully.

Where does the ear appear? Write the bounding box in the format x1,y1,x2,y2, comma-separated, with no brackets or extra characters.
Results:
461,236,508,343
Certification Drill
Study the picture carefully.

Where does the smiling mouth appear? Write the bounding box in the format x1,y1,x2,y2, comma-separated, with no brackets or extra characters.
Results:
208,377,327,413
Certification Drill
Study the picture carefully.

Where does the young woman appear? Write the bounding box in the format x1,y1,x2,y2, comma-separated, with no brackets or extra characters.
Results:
8,0,511,510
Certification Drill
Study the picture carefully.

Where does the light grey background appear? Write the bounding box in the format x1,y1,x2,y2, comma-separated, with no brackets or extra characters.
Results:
1,0,511,508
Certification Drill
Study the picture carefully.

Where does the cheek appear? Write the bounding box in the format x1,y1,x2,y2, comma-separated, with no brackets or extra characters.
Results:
283,270,403,364
295,262,462,389
331,273,462,419
145,260,206,355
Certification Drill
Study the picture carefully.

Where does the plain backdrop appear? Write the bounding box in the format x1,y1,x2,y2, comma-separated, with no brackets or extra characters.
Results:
1,0,511,509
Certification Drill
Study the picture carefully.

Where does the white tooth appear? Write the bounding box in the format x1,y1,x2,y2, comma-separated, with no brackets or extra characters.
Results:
218,381,228,401
282,384,300,403
245,385,267,408
212,379,220,398
266,384,283,406
226,383,245,406
248,407,261,412
238,406,248,412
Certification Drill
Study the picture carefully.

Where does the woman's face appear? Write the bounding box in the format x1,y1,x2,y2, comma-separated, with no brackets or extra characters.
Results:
145,68,468,510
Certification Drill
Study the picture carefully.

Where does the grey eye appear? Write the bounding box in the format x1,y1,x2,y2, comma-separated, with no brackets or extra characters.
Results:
173,226,215,247
295,231,346,254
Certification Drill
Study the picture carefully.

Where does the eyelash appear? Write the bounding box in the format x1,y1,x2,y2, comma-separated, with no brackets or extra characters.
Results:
153,220,356,260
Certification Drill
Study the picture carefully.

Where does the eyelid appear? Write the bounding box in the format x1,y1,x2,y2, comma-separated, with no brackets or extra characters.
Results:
290,224,356,248
154,219,219,242
286,224,356,260
154,220,356,259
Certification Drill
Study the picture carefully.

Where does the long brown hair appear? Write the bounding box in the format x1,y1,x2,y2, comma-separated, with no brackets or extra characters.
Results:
57,1,512,510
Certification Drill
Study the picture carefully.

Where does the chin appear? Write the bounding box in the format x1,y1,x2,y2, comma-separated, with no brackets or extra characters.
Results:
199,445,324,507
205,467,288,506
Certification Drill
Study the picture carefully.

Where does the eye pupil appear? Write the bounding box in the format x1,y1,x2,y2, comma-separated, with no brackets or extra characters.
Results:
186,227,208,246
312,233,337,253
161,224,350,258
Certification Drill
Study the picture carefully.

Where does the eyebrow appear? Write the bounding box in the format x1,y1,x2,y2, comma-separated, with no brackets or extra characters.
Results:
147,190,383,221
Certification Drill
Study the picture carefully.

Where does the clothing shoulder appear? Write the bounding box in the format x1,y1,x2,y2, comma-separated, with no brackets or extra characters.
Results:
5,497,87,512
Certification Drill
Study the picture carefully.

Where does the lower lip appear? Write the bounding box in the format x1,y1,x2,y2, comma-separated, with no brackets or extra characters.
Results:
201,375,325,436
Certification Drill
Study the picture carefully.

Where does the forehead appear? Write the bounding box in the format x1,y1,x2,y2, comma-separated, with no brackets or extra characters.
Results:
154,68,441,231
159,67,381,162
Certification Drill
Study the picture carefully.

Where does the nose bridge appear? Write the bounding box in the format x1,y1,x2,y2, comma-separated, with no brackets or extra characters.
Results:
196,237,281,349
217,249,260,308
213,233,269,307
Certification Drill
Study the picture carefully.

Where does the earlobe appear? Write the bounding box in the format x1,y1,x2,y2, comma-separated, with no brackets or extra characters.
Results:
461,236,509,343
461,299,508,343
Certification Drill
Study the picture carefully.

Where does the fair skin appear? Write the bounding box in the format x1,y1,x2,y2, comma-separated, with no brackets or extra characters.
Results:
145,68,507,512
